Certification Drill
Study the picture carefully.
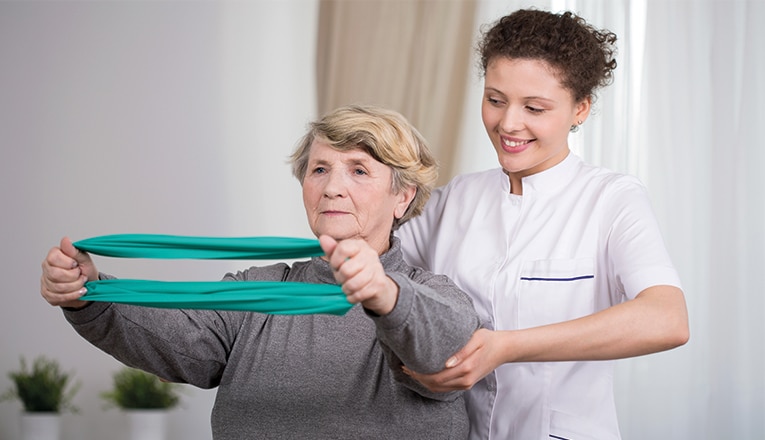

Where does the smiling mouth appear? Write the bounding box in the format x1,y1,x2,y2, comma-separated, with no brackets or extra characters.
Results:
502,138,533,148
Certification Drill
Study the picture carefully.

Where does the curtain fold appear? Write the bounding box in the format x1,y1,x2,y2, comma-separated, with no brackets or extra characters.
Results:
316,0,477,184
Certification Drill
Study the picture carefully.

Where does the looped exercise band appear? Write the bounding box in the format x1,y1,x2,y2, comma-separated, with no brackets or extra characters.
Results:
73,234,351,316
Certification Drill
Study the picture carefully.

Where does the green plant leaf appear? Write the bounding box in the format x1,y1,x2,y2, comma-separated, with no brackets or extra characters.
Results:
101,367,182,410
2,356,80,413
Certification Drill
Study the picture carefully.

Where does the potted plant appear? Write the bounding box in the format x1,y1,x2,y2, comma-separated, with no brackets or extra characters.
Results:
101,366,182,440
1,356,80,440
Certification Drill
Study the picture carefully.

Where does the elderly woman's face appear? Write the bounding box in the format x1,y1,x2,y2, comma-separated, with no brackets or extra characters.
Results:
302,139,414,254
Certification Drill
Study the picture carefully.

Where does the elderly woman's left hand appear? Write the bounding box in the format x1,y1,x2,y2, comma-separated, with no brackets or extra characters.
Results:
319,235,399,315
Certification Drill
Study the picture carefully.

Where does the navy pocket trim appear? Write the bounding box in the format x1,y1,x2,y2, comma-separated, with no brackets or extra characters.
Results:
521,275,594,282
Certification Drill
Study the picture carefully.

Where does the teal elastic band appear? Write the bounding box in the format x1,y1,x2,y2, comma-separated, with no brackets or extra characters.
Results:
73,234,352,315
73,234,325,260
81,279,352,316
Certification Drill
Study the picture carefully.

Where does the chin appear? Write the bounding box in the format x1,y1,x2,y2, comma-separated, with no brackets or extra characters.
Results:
316,228,356,242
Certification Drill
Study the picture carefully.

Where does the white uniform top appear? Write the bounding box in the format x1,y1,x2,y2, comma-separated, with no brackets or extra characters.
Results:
397,153,682,440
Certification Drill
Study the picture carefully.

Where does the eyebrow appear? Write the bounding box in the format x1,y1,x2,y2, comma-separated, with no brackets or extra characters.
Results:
484,87,557,104
308,154,374,167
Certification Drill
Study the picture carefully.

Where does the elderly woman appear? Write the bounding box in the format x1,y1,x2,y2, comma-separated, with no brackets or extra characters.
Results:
40,105,480,439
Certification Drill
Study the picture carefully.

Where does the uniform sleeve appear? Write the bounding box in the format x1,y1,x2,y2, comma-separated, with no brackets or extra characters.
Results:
604,177,683,300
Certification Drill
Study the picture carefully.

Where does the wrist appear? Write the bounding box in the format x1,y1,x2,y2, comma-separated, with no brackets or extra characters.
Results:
62,300,92,311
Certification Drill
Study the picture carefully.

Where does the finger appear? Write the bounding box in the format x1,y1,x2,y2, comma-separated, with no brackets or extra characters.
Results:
445,329,488,368
60,236,89,265
41,269,87,295
318,235,338,260
42,256,81,290
341,269,378,301
329,239,361,270
44,246,77,273
401,366,469,393
41,275,87,306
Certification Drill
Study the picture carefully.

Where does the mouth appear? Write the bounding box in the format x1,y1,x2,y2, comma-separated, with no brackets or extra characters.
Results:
500,137,534,149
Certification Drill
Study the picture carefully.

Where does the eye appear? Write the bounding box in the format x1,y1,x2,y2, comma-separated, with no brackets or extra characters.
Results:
526,105,545,114
486,96,505,106
353,168,368,176
312,166,327,175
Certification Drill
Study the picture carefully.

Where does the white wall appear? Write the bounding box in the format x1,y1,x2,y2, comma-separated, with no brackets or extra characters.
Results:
0,1,318,439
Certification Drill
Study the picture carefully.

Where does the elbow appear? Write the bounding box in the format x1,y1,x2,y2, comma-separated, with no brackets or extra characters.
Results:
664,326,689,350
659,313,690,351
669,296,690,349
644,285,690,351
671,321,690,348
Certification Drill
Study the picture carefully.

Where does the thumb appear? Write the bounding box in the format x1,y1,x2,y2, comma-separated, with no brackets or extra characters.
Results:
444,331,484,368
60,236,90,267
318,235,338,259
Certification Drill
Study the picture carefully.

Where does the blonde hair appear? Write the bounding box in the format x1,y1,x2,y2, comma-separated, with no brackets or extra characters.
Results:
290,105,438,229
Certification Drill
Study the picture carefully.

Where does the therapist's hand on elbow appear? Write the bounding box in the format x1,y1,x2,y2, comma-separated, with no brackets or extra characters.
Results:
41,236,98,309
402,328,504,392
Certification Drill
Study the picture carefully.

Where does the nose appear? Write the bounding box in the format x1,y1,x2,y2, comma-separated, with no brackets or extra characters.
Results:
323,170,347,198
499,106,524,134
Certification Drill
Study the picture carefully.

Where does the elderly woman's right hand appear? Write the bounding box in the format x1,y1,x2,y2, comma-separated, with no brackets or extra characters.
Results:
40,237,97,309
319,235,400,316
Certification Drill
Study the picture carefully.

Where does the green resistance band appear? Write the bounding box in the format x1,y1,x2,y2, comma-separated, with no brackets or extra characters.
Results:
73,234,326,260
73,234,351,316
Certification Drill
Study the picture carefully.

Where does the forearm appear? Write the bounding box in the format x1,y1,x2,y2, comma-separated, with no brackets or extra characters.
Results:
64,303,233,387
501,285,689,362
374,273,480,373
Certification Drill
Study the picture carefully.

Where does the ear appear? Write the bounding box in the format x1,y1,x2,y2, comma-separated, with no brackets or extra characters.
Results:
574,96,592,125
393,185,417,220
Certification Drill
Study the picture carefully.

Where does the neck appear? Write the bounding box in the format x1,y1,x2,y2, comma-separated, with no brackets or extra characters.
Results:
504,170,523,195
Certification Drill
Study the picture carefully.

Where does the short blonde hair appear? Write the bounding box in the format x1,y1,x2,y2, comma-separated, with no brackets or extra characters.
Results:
290,105,438,229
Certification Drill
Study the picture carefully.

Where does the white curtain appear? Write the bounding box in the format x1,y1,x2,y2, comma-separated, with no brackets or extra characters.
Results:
457,0,765,438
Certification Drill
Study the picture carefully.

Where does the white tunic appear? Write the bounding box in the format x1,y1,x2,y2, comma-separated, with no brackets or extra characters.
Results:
397,153,682,440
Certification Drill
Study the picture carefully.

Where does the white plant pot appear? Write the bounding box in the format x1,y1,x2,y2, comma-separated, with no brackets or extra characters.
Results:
20,412,61,440
126,410,167,440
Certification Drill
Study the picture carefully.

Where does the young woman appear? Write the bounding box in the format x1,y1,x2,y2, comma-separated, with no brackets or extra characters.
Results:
398,9,689,440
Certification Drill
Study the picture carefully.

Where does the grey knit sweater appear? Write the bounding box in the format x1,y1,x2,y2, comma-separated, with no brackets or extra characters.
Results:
64,237,480,439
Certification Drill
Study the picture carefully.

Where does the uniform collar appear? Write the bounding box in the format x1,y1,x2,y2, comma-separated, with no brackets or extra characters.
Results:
514,152,582,194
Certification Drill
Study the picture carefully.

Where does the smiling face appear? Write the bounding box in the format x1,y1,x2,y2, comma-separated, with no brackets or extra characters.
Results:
482,57,591,194
302,139,416,254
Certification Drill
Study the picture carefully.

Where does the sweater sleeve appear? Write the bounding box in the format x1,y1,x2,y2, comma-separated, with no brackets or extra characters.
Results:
63,299,245,388
61,270,281,389
370,267,480,399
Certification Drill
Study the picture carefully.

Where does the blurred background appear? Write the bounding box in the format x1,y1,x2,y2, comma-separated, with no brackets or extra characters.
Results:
1,0,762,439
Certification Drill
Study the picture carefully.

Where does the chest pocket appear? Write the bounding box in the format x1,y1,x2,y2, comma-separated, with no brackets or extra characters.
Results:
518,258,596,329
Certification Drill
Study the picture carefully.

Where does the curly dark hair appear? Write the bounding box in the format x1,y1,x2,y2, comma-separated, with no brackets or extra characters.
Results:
477,9,618,102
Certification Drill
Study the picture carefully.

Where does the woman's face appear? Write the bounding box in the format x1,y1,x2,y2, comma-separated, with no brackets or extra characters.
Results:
302,140,415,254
481,57,590,193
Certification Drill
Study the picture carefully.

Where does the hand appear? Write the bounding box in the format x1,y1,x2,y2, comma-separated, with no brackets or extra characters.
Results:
40,237,98,309
319,235,399,315
402,328,504,392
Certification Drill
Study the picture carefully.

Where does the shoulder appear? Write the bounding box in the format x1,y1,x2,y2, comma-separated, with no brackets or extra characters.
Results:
423,168,505,213
574,160,648,200
386,237,460,288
